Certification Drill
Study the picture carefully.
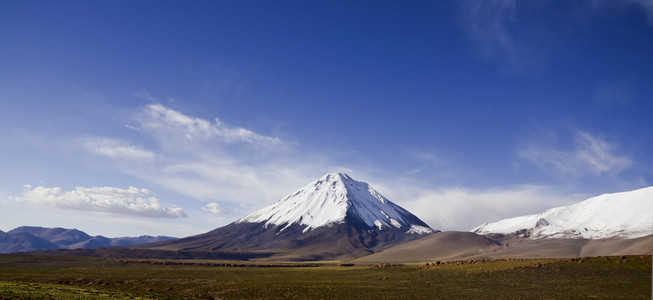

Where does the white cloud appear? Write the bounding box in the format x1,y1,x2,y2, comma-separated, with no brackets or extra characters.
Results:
378,183,580,231
81,101,325,215
519,131,632,177
16,186,187,218
84,137,154,161
140,159,325,209
202,202,225,215
574,132,633,174
133,91,158,103
141,103,281,145
462,0,516,52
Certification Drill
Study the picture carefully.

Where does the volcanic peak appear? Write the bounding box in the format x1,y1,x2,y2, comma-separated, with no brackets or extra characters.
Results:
238,173,433,234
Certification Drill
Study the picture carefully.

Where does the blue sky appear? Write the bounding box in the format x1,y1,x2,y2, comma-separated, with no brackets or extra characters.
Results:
1,1,652,237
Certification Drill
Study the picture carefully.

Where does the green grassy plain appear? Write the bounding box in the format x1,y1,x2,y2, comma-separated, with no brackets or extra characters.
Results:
0,254,650,299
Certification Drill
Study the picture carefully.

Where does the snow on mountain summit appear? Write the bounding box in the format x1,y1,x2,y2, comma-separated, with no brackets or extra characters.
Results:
238,173,434,234
473,186,653,239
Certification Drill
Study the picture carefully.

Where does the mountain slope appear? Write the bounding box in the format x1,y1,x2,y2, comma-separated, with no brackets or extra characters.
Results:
9,226,92,248
0,226,177,253
0,232,59,253
473,186,653,239
142,173,435,260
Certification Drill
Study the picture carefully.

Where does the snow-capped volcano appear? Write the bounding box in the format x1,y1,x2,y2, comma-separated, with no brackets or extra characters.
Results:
238,173,433,234
142,173,434,260
473,186,653,239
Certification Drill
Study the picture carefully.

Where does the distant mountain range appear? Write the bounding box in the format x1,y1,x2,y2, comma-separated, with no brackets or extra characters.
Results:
0,226,176,254
139,173,435,260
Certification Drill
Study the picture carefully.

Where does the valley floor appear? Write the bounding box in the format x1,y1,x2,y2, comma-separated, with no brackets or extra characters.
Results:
0,254,650,299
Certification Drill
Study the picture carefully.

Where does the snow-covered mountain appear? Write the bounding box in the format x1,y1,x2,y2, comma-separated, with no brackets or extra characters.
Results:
473,186,653,239
238,173,433,234
142,173,435,260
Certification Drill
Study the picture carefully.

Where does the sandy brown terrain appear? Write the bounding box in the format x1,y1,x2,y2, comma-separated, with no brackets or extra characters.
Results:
354,232,652,263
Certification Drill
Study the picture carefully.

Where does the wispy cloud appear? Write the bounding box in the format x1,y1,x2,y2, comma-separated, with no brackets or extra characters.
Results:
403,149,450,176
460,0,653,74
406,149,447,166
459,0,532,73
519,131,632,177
83,137,154,161
82,101,326,216
141,104,281,145
202,202,225,215
16,186,187,218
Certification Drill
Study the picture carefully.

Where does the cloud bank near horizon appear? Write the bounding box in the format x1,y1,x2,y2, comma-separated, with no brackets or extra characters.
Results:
17,185,187,218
